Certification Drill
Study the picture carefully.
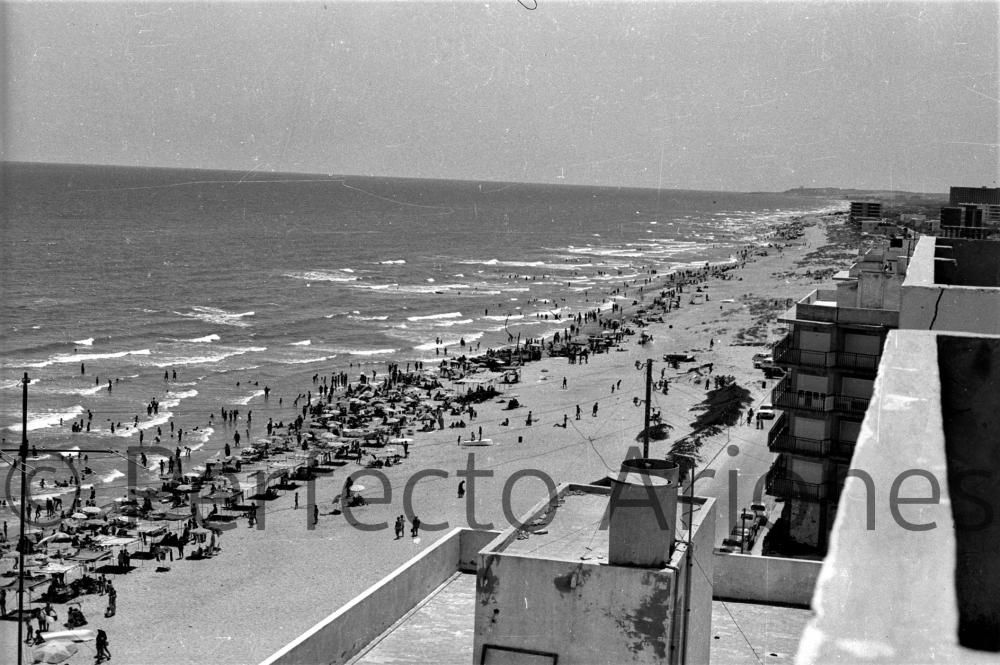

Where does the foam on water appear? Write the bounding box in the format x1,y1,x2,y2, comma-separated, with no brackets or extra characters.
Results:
28,349,152,368
5,406,85,432
233,390,266,405
188,334,221,343
148,346,267,367
290,340,312,346
102,469,126,484
277,355,335,365
407,312,463,322
284,270,359,283
74,338,95,346
412,331,484,351
175,306,255,328
433,318,475,327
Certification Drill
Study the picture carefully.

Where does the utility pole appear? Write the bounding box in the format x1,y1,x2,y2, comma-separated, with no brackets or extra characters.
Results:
643,359,652,458
1,374,118,665
17,372,28,665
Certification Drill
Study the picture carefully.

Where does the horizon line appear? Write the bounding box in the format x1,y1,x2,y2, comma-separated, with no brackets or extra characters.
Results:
0,159,950,197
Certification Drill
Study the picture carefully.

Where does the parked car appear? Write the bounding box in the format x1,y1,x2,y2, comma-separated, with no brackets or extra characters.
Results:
762,364,786,379
756,404,776,420
752,353,773,368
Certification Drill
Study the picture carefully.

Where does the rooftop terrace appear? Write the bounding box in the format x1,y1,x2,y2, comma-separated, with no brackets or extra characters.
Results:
798,330,1000,663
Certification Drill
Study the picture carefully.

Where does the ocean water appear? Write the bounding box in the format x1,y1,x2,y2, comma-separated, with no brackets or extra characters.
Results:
0,162,834,510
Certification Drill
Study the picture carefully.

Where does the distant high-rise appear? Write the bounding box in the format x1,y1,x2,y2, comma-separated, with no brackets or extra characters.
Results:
849,201,882,223
949,186,1000,206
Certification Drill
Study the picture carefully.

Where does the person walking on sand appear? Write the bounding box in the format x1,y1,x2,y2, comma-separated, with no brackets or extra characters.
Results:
457,480,466,499
411,515,421,538
294,492,299,509
575,405,581,420
592,402,599,417
96,628,111,662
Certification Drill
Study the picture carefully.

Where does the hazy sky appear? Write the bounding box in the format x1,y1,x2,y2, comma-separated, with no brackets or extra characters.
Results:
3,1,998,192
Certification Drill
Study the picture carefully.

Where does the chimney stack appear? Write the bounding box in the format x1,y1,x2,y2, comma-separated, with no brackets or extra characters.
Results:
608,458,679,567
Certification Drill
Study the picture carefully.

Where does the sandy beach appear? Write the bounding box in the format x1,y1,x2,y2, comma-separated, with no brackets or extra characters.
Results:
2,212,856,665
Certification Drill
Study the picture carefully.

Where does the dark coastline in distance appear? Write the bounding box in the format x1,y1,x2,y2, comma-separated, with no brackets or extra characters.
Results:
2,159,930,199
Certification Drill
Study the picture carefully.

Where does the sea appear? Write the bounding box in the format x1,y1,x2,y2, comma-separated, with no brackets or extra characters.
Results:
0,161,838,518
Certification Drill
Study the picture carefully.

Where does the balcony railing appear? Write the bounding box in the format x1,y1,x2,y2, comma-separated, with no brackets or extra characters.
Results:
832,395,871,416
771,377,835,413
771,334,792,361
836,351,881,373
941,225,992,240
768,417,858,460
774,342,835,369
766,461,829,501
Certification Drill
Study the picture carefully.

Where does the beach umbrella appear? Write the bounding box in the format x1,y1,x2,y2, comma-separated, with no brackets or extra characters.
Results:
31,640,79,663
81,506,102,515
70,512,88,520
174,484,194,492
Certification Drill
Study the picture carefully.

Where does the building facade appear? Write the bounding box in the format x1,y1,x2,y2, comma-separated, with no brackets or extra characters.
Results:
765,237,914,550
848,201,882,223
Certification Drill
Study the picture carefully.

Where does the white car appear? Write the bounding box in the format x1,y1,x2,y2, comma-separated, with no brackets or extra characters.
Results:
756,404,776,420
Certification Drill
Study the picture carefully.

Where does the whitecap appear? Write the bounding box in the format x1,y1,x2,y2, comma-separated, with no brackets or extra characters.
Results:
174,306,255,328
74,338,94,346
188,334,221,343
407,312,463,322
277,356,335,365
102,469,125,483
28,349,151,369
284,270,359,283
149,346,267,367
347,315,389,321
290,340,312,346
5,406,85,432
233,390,266,406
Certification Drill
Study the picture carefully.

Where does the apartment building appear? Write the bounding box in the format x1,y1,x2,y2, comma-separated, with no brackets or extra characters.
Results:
765,237,914,551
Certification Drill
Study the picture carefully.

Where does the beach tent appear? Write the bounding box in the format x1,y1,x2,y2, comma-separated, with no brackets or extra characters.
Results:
31,639,78,663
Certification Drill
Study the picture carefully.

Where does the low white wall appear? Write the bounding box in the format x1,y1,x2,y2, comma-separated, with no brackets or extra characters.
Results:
261,529,464,665
711,551,821,607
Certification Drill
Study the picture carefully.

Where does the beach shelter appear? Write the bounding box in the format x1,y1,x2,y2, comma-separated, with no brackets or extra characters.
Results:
31,640,79,663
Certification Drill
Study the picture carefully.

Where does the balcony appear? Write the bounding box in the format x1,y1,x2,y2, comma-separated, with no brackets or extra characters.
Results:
768,416,857,460
832,395,871,416
765,459,829,501
772,382,833,414
772,336,835,369
836,350,881,374
940,225,992,240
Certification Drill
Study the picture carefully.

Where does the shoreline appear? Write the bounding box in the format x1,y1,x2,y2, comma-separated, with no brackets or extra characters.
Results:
1,210,854,665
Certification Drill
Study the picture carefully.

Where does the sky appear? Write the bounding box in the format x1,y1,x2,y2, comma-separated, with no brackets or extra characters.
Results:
3,1,998,192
